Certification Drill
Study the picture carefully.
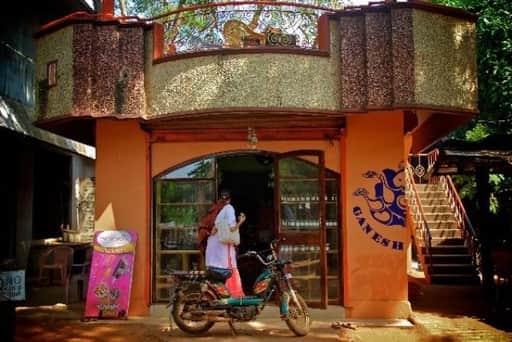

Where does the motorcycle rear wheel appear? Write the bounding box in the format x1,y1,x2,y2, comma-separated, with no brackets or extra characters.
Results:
284,293,311,336
171,293,215,335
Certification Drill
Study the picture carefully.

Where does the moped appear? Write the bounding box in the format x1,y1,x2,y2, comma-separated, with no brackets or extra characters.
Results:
167,239,311,336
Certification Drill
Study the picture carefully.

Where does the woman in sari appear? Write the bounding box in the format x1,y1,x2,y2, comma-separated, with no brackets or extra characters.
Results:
205,190,246,297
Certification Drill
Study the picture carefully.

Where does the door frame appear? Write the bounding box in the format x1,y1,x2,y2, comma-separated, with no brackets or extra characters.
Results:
273,149,328,309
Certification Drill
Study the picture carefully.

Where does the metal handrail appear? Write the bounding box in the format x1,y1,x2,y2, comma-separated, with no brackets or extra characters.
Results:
149,1,338,55
405,164,432,282
438,175,481,274
408,149,440,183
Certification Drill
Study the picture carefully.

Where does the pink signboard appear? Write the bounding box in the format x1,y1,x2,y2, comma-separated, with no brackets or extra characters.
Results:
84,230,137,319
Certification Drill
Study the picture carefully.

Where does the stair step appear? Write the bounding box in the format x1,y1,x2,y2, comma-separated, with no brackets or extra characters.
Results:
430,238,465,246
430,274,481,285
426,222,459,230
415,184,443,190
416,190,445,194
420,198,450,206
428,264,475,274
423,213,455,220
422,245,469,255
428,228,463,238
421,205,452,214
424,254,472,264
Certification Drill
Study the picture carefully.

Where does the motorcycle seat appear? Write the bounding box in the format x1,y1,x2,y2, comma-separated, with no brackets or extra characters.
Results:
206,267,233,282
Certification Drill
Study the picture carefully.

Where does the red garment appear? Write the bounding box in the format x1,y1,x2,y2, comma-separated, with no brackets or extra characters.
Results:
225,244,245,297
198,200,227,255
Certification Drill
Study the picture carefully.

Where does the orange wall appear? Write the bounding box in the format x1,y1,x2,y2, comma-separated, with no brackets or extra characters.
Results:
343,111,411,319
94,116,411,319
95,119,149,316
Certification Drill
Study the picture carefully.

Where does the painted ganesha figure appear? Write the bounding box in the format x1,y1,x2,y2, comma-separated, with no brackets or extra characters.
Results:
353,165,406,227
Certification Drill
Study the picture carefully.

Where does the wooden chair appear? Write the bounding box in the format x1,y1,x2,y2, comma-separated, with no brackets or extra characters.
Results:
38,246,74,304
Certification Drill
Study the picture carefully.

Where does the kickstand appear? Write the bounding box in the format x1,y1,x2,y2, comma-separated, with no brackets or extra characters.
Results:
228,320,238,336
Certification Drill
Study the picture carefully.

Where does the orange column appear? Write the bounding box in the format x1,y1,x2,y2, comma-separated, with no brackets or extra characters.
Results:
342,111,411,319
95,119,149,316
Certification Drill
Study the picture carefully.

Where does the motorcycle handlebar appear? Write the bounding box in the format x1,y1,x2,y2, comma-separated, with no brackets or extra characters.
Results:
238,251,271,266
239,239,284,266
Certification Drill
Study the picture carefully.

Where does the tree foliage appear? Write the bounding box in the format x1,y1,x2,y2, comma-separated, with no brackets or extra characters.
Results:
432,0,512,136
120,0,344,18
432,1,512,222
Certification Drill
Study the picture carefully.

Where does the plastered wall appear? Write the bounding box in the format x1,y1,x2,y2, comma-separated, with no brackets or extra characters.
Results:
343,111,410,319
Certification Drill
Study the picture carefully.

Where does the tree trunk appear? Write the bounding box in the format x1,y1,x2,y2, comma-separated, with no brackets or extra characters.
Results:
119,0,127,16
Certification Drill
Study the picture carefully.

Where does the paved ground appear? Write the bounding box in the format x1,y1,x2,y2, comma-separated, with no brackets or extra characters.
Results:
11,284,512,341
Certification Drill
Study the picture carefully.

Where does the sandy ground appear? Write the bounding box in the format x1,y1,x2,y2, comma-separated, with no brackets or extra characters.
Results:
11,283,512,342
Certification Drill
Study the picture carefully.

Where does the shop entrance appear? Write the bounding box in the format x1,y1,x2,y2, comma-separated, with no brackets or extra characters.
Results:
153,151,341,307
216,154,275,254
216,154,275,295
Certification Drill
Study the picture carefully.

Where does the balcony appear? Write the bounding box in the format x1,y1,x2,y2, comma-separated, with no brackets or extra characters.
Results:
33,1,479,144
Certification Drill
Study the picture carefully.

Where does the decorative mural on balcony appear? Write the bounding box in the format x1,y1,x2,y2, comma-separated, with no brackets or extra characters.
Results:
156,3,328,54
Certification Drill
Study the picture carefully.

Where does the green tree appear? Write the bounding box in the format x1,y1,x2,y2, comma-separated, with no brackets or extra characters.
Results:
118,1,343,53
432,0,512,215
432,0,512,136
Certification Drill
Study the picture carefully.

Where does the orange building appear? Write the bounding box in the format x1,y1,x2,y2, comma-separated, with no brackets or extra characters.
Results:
34,0,478,319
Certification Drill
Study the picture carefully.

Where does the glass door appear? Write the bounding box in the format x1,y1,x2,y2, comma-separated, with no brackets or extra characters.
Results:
274,150,327,308
153,158,216,302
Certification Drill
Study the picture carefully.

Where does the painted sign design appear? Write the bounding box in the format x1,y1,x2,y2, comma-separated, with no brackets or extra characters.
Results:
353,165,405,251
84,230,137,319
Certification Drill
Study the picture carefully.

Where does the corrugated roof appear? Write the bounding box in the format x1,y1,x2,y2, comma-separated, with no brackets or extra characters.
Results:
0,96,95,159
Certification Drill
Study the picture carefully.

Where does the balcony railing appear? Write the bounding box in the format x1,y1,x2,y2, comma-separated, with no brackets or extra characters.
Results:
151,1,338,57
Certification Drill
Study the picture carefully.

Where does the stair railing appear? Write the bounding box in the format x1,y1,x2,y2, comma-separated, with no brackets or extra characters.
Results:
437,175,481,275
409,149,440,184
405,164,433,283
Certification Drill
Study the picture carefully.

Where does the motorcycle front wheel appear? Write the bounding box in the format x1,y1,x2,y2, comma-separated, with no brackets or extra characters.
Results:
171,292,215,335
284,293,311,336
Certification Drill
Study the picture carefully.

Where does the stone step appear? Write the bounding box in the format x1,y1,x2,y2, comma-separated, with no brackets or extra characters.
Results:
428,228,463,238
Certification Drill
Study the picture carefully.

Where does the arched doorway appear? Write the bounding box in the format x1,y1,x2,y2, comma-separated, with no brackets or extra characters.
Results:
152,151,342,307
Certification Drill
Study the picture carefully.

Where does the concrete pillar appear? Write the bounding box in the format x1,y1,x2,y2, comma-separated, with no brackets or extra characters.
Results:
343,111,411,319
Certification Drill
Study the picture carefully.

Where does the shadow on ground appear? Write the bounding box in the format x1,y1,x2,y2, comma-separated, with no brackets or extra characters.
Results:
11,283,512,342
411,283,512,334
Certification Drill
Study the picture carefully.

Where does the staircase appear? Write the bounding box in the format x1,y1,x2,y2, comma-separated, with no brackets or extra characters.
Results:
415,183,480,285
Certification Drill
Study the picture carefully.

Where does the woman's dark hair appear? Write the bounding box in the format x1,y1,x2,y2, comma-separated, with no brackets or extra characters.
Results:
219,189,231,200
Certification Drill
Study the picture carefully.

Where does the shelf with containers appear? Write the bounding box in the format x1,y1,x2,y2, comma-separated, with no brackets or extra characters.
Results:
277,169,341,303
